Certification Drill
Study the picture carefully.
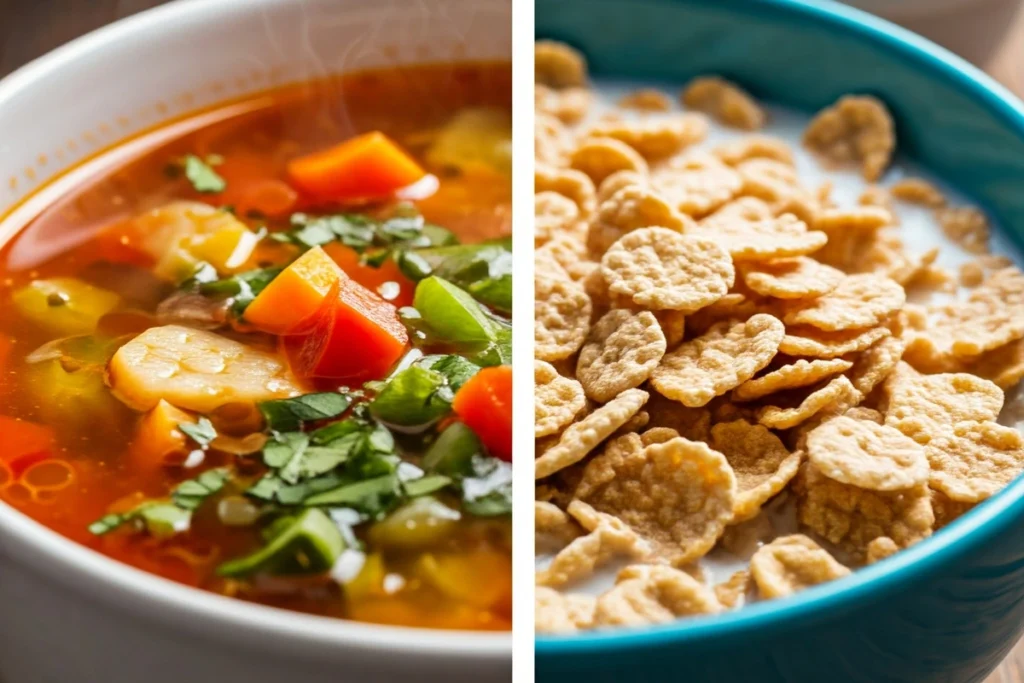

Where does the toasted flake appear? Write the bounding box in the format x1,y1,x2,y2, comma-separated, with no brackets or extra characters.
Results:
750,534,851,599
734,358,852,402
890,177,946,207
577,310,667,403
535,501,584,554
536,164,598,220
588,185,693,254
784,274,906,332
710,420,803,521
858,185,895,216
536,587,596,633
682,76,765,130
936,206,989,254
597,170,647,203
645,393,712,442
848,334,905,396
715,570,752,610
535,360,587,438
779,325,891,358
865,536,900,564
618,89,673,112
694,212,827,262
536,85,593,125
797,464,934,555
806,416,929,492
536,275,593,362
588,114,709,159
537,501,649,587
650,153,742,217
651,315,784,408
736,157,800,203
570,137,649,186
883,363,1003,445
926,421,1024,503
575,437,737,565
536,191,582,247
592,564,722,627
713,135,794,167
601,227,734,312
535,113,573,166
535,389,649,479
756,376,859,430
535,40,587,88
803,95,895,181
931,488,974,529
814,206,893,233
740,257,844,300
965,338,1024,389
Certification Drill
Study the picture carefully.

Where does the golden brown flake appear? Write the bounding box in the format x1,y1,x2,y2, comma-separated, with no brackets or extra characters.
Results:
693,212,827,262
535,191,582,247
535,274,593,362
577,309,667,403
865,536,900,564
756,375,859,430
650,153,742,217
713,135,794,167
651,315,784,407
536,85,593,125
535,360,587,438
806,416,929,492
710,420,803,521
682,76,765,130
535,41,587,88
588,185,692,255
734,358,852,402
536,587,597,633
536,164,598,220
618,89,673,112
592,564,722,627
588,114,709,159
848,334,905,396
601,227,735,312
575,436,737,565
570,137,649,186
714,570,753,610
778,325,891,358
803,95,895,181
926,421,1024,503
535,500,584,554
890,177,946,207
535,389,649,479
740,257,845,300
783,274,906,332
936,206,989,254
750,534,851,599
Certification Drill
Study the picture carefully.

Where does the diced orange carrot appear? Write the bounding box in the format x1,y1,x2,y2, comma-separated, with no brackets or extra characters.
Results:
245,246,346,334
132,400,196,470
287,278,408,382
287,132,427,202
0,415,55,468
322,242,415,308
452,366,512,462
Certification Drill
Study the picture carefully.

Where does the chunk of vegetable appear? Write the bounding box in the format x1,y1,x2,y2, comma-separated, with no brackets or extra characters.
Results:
0,415,55,474
129,201,258,281
217,508,346,577
366,497,460,551
322,242,415,308
287,279,408,382
244,246,344,334
132,400,196,470
421,421,482,475
424,108,512,175
12,278,121,336
411,276,497,345
415,549,511,608
287,132,427,202
398,239,512,314
451,365,512,462
108,325,303,413
368,366,450,427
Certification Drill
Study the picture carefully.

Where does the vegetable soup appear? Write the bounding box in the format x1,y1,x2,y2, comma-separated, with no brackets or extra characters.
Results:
0,62,512,631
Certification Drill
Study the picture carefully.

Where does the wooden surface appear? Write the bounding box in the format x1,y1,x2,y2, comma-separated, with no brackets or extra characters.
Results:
0,0,1022,680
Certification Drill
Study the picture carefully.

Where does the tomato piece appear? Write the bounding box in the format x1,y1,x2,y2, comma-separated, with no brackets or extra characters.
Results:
451,366,512,462
245,246,345,334
286,132,427,202
196,154,296,217
287,279,409,383
322,242,415,308
0,415,56,468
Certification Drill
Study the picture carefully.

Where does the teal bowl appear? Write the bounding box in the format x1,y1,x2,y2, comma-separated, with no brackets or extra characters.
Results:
536,1,1024,681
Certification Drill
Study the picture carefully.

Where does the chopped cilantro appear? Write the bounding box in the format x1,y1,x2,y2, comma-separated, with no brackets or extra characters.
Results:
179,417,217,448
260,392,351,432
183,154,226,193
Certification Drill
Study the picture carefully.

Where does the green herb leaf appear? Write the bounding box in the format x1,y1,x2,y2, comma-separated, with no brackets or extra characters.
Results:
259,392,351,432
402,474,452,498
199,267,282,316
172,467,231,510
183,154,226,193
397,239,512,313
411,276,500,345
216,508,346,578
461,455,512,517
304,473,401,516
422,421,483,476
368,365,451,427
179,417,217,448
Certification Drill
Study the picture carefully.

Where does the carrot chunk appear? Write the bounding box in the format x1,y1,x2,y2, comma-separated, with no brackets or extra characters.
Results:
452,365,512,462
245,246,346,334
132,400,196,471
288,279,409,383
287,132,427,202
322,242,415,308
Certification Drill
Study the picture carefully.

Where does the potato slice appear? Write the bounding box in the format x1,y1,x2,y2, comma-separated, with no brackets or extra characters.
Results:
109,325,303,413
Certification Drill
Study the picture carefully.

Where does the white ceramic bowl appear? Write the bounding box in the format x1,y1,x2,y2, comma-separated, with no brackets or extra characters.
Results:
0,1,511,681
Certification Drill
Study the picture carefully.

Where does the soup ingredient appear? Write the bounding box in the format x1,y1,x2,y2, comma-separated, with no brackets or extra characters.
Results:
287,131,427,202
182,154,227,194
244,246,343,334
452,365,513,461
109,325,303,412
749,535,851,599
12,278,121,336
0,416,55,473
217,508,346,577
288,278,408,381
422,421,483,475
425,108,512,174
367,496,461,550
132,400,198,470
398,239,513,314
259,392,351,433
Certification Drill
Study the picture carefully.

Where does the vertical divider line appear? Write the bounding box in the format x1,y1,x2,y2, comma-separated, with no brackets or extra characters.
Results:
510,0,536,679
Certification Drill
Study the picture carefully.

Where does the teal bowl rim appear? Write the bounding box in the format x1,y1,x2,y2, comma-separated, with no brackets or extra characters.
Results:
538,0,1024,657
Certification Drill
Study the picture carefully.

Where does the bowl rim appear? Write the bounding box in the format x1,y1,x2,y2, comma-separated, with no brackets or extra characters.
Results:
0,0,510,659
537,0,1024,657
